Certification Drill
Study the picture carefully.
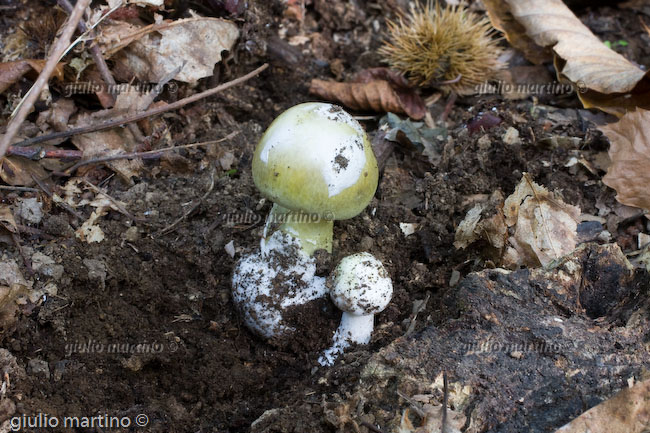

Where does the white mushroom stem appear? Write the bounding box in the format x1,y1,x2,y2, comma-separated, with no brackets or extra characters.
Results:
318,312,374,366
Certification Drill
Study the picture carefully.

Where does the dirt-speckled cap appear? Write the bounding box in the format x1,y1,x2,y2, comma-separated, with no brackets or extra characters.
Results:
252,103,378,220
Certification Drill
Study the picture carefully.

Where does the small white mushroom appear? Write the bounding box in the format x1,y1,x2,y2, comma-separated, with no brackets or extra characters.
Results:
319,252,393,366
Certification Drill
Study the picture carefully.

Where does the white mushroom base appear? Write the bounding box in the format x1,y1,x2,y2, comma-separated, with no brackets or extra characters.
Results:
231,231,327,339
318,312,373,366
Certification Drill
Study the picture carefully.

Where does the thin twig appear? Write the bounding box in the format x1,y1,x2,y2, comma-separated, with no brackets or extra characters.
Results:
82,180,140,222
10,232,33,275
0,185,39,193
30,174,84,220
440,92,457,123
57,0,144,141
140,64,183,109
360,421,386,433
0,0,92,159
6,147,83,160
59,131,238,176
155,169,216,237
404,292,430,336
442,371,449,433
396,390,425,418
16,224,55,240
57,0,117,104
12,64,269,148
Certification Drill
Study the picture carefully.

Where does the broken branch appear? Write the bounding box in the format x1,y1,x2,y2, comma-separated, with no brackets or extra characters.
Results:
11,64,269,148
0,0,92,159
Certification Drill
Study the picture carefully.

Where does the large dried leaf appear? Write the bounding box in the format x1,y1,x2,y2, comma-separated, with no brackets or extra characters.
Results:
599,109,650,211
505,175,580,267
455,175,580,268
310,79,425,120
553,379,650,433
99,17,239,83
484,0,650,115
355,68,426,119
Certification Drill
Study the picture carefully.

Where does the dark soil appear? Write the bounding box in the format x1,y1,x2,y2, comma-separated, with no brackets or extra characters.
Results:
1,1,649,432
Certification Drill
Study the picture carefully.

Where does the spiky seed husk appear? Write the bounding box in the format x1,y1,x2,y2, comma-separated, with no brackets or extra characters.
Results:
379,1,503,94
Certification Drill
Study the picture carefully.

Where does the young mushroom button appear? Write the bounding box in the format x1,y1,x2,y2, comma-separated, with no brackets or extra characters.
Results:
252,102,379,255
319,252,393,366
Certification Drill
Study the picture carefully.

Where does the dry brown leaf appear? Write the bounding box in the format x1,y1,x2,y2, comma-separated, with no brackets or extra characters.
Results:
0,60,64,95
70,91,149,181
455,175,579,268
0,156,49,187
309,79,425,120
454,191,507,251
71,129,142,182
483,0,552,65
0,205,18,235
454,204,484,249
484,0,650,115
599,109,650,211
505,174,580,267
99,17,239,84
36,98,77,132
0,61,32,95
553,379,650,433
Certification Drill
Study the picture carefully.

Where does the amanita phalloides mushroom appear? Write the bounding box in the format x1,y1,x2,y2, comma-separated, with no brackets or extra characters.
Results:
253,102,378,255
232,103,379,340
319,252,393,366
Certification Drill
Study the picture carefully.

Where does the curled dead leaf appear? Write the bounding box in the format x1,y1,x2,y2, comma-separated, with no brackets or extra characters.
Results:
309,78,425,120
483,0,552,65
484,0,650,115
599,109,650,211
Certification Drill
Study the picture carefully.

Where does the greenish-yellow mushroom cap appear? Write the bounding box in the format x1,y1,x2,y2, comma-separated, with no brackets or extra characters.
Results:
253,103,378,220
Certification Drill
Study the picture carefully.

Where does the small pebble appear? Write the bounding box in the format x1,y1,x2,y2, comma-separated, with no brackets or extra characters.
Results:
224,240,235,258
502,127,521,145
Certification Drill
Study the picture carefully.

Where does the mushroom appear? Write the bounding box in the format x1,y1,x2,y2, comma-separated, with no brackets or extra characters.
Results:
231,230,327,339
319,252,393,366
232,103,379,339
253,102,378,255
